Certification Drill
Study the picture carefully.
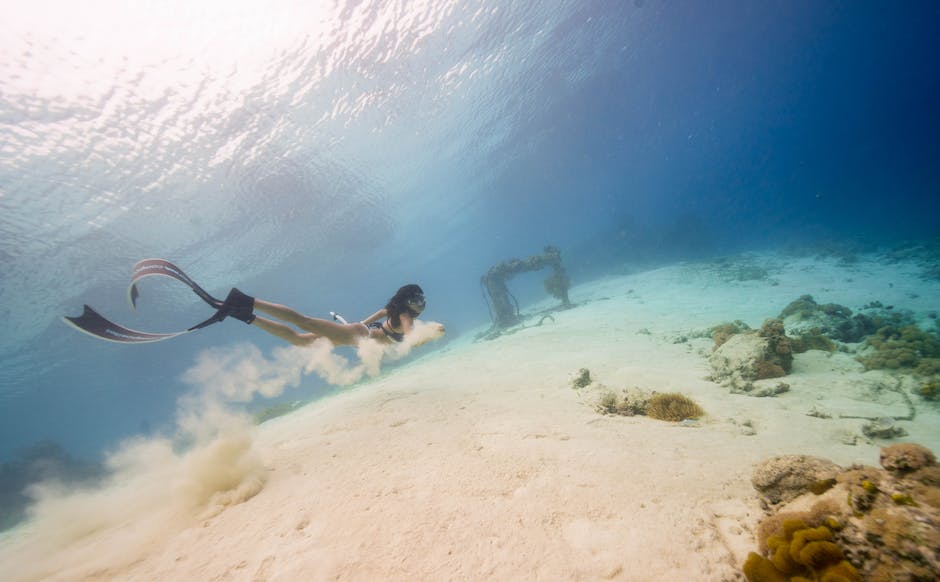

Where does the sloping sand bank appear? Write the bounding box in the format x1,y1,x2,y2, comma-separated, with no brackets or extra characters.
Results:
4,253,939,581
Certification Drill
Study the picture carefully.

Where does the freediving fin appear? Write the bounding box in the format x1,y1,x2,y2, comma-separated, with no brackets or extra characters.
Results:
65,258,228,344
128,258,222,310
216,287,256,324
62,305,189,344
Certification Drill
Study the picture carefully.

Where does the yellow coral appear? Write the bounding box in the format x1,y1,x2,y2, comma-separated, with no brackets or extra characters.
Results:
788,526,832,563
742,519,860,582
808,478,837,495
799,541,844,570
820,561,860,581
891,492,918,507
742,552,789,582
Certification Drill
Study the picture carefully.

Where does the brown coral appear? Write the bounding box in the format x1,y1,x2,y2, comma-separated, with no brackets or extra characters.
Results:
644,392,704,421
709,325,795,386
758,318,793,374
880,443,937,473
755,361,786,380
858,324,940,371
711,320,749,350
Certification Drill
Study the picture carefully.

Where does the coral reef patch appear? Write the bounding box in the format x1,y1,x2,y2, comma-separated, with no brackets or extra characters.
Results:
852,320,940,405
706,295,940,406
856,323,940,372
708,318,793,393
880,442,936,474
918,378,940,401
744,444,940,581
779,294,877,344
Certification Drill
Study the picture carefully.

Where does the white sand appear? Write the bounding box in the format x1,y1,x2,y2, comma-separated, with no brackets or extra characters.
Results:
3,253,939,581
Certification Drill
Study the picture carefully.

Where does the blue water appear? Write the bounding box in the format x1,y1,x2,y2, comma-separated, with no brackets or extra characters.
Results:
1,0,938,502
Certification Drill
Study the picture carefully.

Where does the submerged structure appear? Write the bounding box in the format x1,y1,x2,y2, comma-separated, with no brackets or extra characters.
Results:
481,246,571,330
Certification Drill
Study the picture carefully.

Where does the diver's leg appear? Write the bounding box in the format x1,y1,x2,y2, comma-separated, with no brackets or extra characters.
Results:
254,299,366,346
254,299,310,326
251,316,318,347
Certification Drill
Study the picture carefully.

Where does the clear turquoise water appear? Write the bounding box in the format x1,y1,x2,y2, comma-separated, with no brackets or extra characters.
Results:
0,1,938,526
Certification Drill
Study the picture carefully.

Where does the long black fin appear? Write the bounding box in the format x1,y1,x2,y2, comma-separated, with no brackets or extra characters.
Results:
62,305,189,344
64,259,226,344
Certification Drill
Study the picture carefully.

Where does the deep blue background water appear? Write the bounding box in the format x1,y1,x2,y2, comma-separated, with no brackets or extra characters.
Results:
1,1,938,469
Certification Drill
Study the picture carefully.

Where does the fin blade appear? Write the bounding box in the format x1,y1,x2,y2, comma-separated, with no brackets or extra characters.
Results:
129,258,222,309
62,305,187,344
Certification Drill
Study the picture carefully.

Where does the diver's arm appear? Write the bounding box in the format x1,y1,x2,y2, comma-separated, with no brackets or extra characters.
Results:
361,308,387,324
400,313,416,335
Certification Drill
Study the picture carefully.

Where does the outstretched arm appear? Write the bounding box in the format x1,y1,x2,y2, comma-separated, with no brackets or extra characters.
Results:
361,308,387,325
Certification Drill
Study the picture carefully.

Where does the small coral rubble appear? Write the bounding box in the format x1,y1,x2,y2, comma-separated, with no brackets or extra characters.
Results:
594,387,650,417
744,444,940,581
573,372,705,422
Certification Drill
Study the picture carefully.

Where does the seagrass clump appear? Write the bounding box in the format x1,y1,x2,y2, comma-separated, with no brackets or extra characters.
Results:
645,392,704,421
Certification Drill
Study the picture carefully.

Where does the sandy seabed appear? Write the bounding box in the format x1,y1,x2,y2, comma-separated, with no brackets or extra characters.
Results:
3,252,939,581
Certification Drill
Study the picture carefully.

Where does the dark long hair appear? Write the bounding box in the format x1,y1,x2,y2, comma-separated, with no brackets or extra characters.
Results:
386,284,424,327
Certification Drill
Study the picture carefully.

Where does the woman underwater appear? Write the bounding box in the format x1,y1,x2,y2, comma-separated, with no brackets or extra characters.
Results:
217,284,444,347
